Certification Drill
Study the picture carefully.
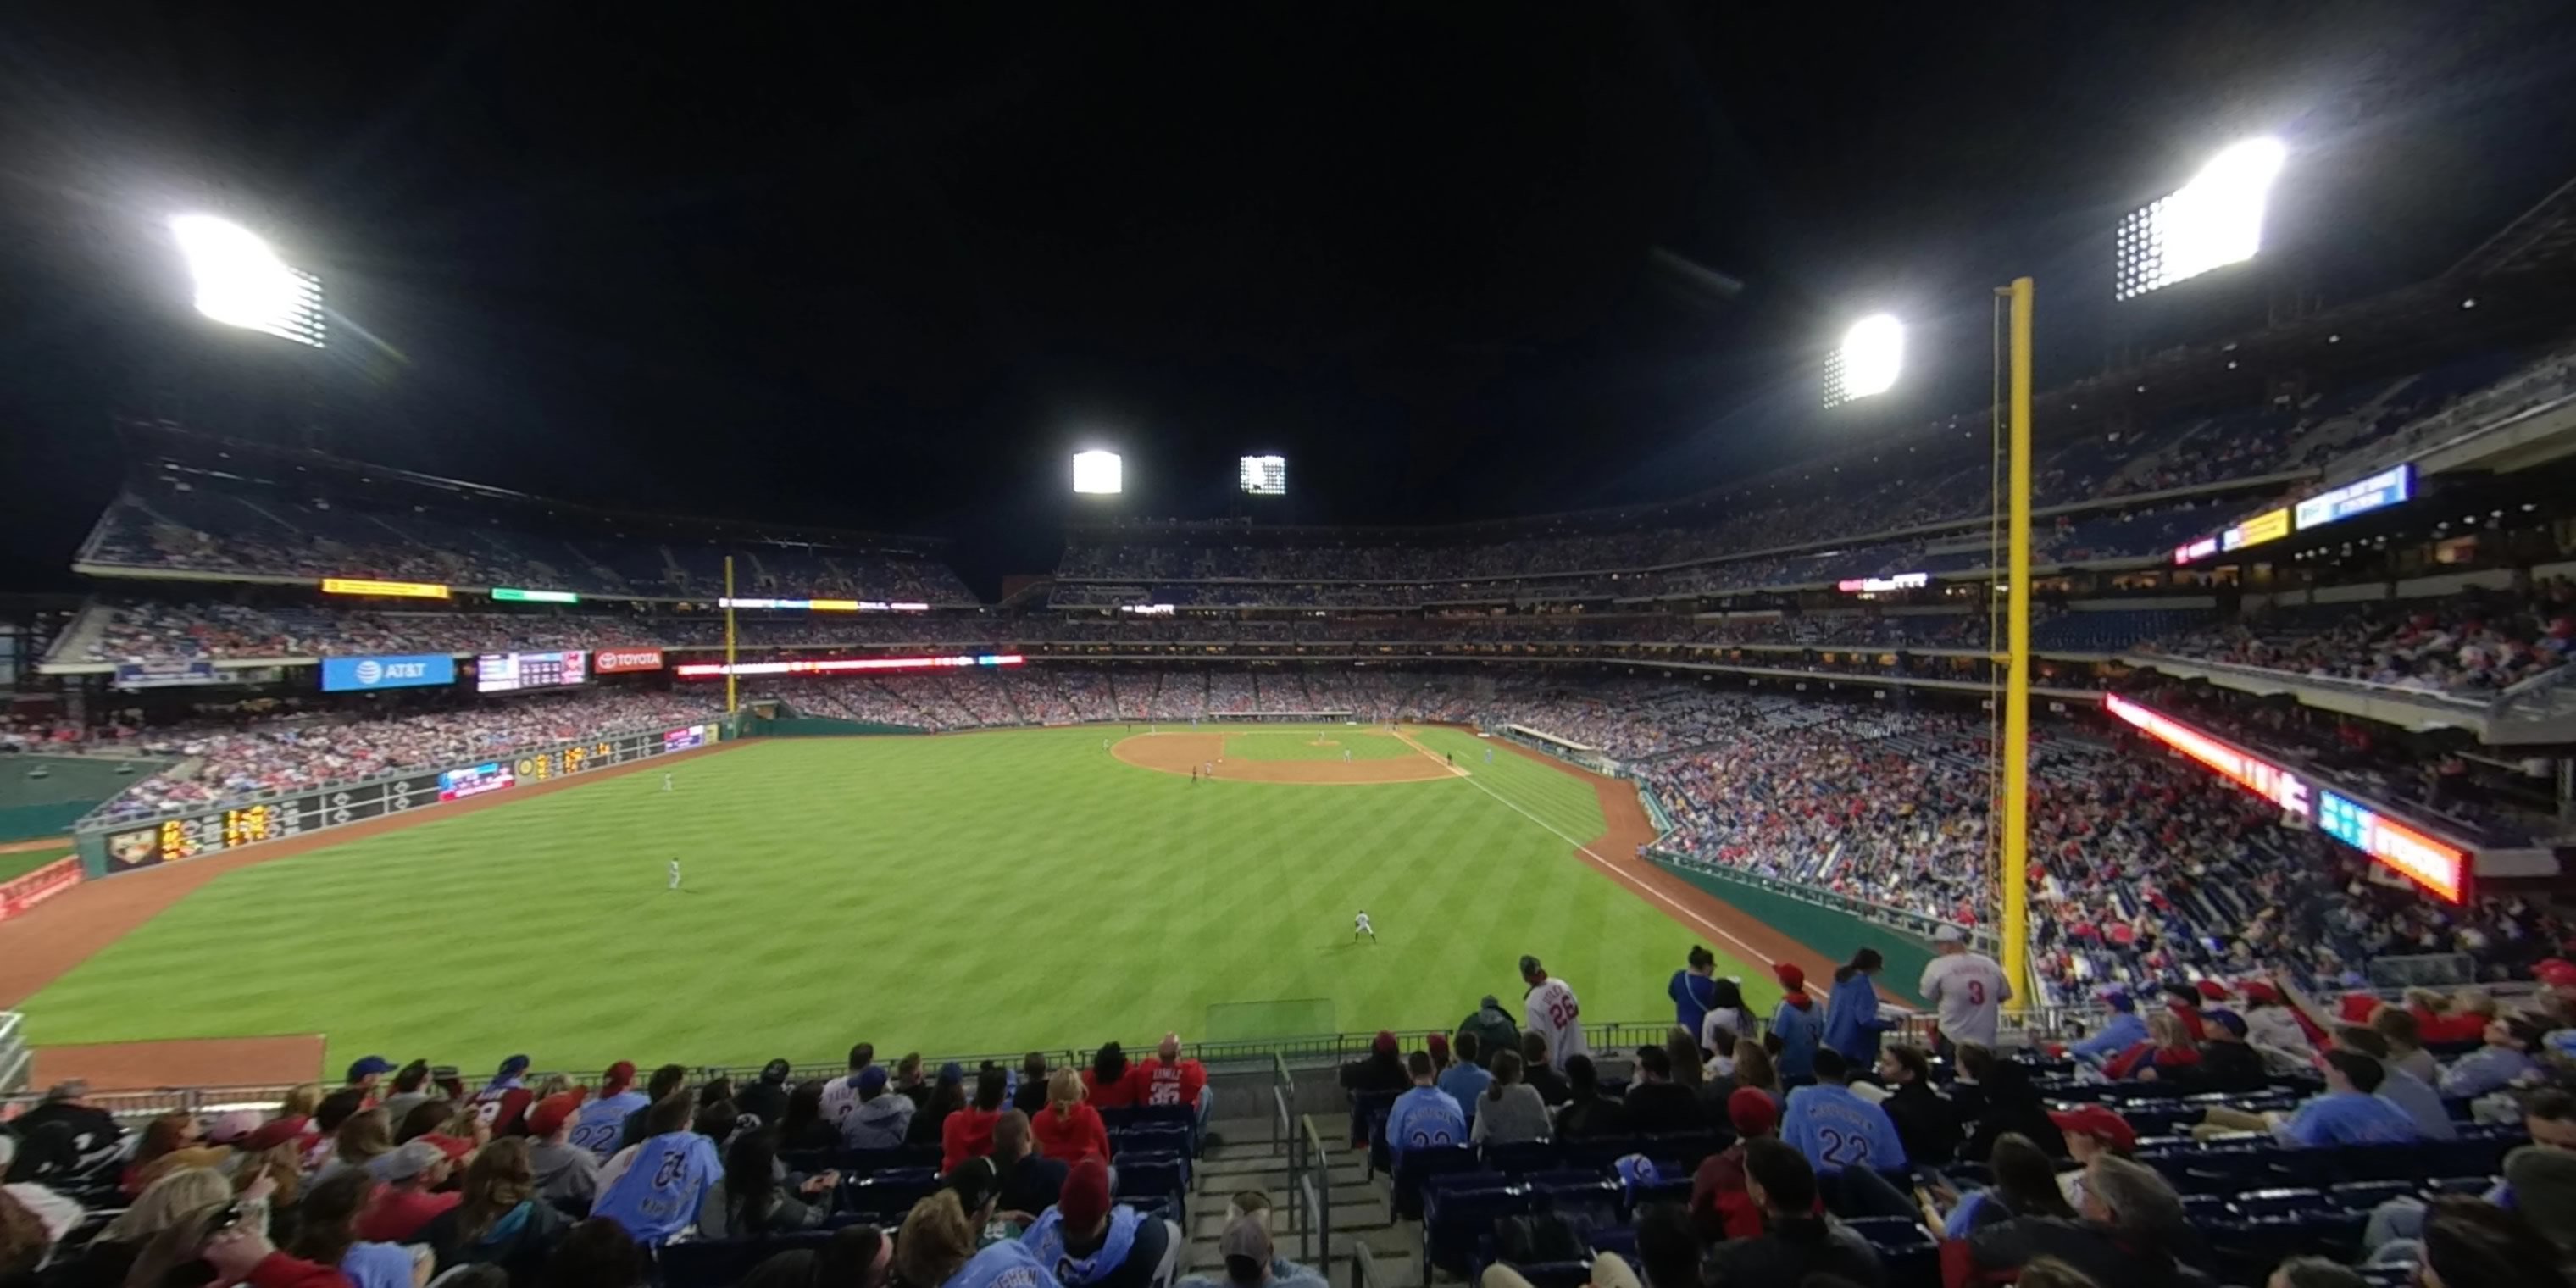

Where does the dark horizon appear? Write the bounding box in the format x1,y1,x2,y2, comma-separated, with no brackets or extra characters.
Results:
4,2,2573,598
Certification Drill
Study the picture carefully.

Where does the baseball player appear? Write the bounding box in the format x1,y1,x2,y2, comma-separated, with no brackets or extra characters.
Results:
668,858,682,891
1343,747,1352,763
1520,954,1588,1068
663,772,674,792
1353,910,1375,942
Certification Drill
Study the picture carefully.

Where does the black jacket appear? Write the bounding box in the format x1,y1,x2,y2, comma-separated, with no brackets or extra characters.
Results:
1703,1217,1884,1288
1554,1093,1629,1141
1967,1217,2216,1288
1524,1063,1571,1108
1880,1080,1962,1167
1622,1082,1707,1135
1958,1063,2067,1162
997,1153,1069,1220
423,1198,574,1288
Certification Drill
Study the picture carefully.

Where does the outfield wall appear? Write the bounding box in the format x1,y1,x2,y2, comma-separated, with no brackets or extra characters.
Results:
71,715,743,876
0,755,173,843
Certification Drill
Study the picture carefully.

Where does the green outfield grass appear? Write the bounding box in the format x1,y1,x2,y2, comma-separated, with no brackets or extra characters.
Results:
20,725,1779,1071
1222,729,1413,762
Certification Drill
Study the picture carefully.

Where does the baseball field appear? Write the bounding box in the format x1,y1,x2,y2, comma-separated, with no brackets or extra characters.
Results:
7,724,1799,1078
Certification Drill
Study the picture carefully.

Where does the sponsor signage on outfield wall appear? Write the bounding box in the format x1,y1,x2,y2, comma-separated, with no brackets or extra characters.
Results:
320,577,451,599
2103,693,2467,902
320,653,458,691
674,652,1025,678
79,722,719,869
593,648,666,673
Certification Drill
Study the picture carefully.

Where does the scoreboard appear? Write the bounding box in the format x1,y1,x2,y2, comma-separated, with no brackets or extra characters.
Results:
476,650,589,695
92,724,716,871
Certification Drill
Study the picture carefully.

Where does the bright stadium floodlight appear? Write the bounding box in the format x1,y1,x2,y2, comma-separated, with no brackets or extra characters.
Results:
1072,450,1124,495
1822,314,1904,407
1239,453,1287,497
169,214,326,347
2115,136,2286,299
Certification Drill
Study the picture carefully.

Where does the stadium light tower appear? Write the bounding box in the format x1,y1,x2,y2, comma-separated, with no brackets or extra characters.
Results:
1821,314,1905,407
2114,136,2287,299
169,214,327,347
1071,450,1124,495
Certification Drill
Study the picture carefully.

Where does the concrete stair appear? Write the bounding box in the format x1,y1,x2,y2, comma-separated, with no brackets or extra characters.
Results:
1184,1117,1425,1286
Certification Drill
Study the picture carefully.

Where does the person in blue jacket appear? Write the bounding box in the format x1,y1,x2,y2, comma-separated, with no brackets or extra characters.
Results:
1670,945,1720,1039
1770,961,1823,1085
1822,948,1890,1065
2069,991,2149,1065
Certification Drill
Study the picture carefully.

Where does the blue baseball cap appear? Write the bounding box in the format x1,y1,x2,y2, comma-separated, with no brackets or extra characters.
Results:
2101,990,2135,1013
347,1055,395,1081
937,1061,965,1085
497,1054,531,1077
858,1066,890,1094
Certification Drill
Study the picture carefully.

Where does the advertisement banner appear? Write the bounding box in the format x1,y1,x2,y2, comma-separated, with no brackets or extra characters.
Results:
438,763,516,802
663,724,708,751
114,660,221,690
320,577,451,599
321,653,458,692
594,648,666,674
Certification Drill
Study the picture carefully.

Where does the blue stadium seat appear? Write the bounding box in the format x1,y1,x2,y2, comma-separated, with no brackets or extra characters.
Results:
2230,1188,2327,1219
841,1168,939,1222
658,1232,835,1288
1485,1139,1567,1176
1561,1134,1648,1169
1116,1153,1189,1206
2427,1176,2496,1196
1112,1123,1193,1159
1528,1177,1622,1231
1422,1185,1530,1280
841,1144,941,1176
1846,1218,1940,1288
1587,1229,1638,1261
1637,1130,1723,1170
1393,1145,1484,1220
2328,1180,2418,1213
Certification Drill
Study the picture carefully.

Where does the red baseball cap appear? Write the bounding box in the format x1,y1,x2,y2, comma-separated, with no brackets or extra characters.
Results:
2537,959,2576,989
1426,1034,1450,1060
2238,981,2281,1003
528,1090,590,1139
2047,1106,2138,1152
1727,1086,1779,1136
602,1061,638,1096
1774,962,1807,991
2195,980,2231,1002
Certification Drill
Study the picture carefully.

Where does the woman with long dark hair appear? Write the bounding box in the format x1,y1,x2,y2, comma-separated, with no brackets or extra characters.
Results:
420,1138,571,1288
698,1130,834,1239
1082,1044,1140,1109
1823,948,1891,1066
291,1169,432,1288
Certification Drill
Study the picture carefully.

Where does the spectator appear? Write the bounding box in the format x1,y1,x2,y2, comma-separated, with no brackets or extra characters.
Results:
2104,1012,2202,1082
421,1139,571,1288
1180,1208,1329,1288
943,1068,1010,1172
358,1141,463,1243
910,1064,969,1149
2160,1011,2266,1095
541,1218,650,1288
380,1063,441,1127
2221,1050,2419,1146
1664,1029,1707,1091
778,1082,840,1154
820,1224,891,1288
1700,978,1754,1062
1424,1035,1452,1080
1083,1046,1141,1110
1782,1049,1906,1174
1518,1033,1570,1107
2238,985,2318,1061
699,1130,833,1239
1030,1069,1111,1168
1702,1140,1882,1288
1921,929,2011,1052
1019,1158,1173,1288
610,1066,686,1154
845,1068,916,1150
1552,1055,1627,1141
57,1166,229,1288
1690,1088,1783,1242
347,1057,397,1105
896,1191,1047,1288
124,1112,230,1198
1957,1045,2068,1162
991,1112,1067,1224
591,1091,719,1246
9,1082,125,1190
2333,1024,2457,1141
1468,1052,1551,1146
1824,949,1891,1066
1769,963,1823,1085
2421,1197,2573,1288
201,1209,369,1288
1384,1052,1467,1165
2071,992,2149,1065
467,1058,536,1139
1936,1133,2078,1236
1965,1155,2203,1288
1458,997,1520,1065
816,1046,877,1133
1733,1041,1785,1106
2046,1107,2137,1211
894,1054,932,1111
1133,1034,1211,1133
2441,1018,2543,1100
1436,1034,1493,1124
523,1094,602,1213
1339,1032,1408,1096
736,1061,793,1128
1874,1044,1958,1167
292,1168,434,1288
1670,947,1720,1040
1620,1045,1703,1135
1013,1055,1052,1118
2373,1008,2442,1085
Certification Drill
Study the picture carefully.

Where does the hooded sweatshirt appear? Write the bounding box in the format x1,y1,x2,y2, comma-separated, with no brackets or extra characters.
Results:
1022,1206,1167,1288
1821,970,1887,1064
528,1138,601,1208
846,1091,916,1149
1771,989,1823,1081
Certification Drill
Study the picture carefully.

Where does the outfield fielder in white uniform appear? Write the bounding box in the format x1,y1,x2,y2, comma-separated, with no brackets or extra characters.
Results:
668,858,682,891
1353,911,1375,942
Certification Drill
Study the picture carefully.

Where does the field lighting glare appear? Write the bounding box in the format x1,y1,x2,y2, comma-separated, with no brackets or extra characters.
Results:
1823,314,1904,407
169,214,326,347
1072,450,1124,495
2115,136,2287,299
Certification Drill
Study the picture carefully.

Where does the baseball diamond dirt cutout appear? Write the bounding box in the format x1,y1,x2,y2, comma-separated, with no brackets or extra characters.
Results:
1111,730,1462,783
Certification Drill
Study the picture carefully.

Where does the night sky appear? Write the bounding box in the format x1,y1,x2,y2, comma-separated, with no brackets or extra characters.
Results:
3,2,2572,596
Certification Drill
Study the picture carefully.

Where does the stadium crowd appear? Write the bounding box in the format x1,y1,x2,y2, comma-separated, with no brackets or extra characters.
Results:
2137,584,2576,697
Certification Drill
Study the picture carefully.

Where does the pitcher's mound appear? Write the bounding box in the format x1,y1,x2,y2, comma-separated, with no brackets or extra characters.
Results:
1113,732,1458,784
34,1035,325,1091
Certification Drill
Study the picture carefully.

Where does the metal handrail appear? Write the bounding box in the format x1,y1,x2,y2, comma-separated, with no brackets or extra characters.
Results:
1300,1113,1332,1268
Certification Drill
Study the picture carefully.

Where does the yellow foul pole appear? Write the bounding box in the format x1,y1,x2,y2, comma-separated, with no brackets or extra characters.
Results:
724,556,738,716
2001,277,2035,997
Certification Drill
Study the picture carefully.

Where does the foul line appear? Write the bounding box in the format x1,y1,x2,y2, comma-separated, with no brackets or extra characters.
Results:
1385,724,1472,778
1442,754,1777,969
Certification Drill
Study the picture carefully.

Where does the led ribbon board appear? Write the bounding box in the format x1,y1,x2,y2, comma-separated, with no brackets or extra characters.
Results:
674,652,1025,678
321,578,450,599
2104,694,2468,902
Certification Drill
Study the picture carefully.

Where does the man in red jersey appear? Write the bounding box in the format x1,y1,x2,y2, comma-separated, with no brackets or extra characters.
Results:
1134,1032,1213,1138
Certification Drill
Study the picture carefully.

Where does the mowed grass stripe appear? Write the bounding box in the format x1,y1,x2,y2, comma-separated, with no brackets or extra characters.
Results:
23,726,1774,1069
